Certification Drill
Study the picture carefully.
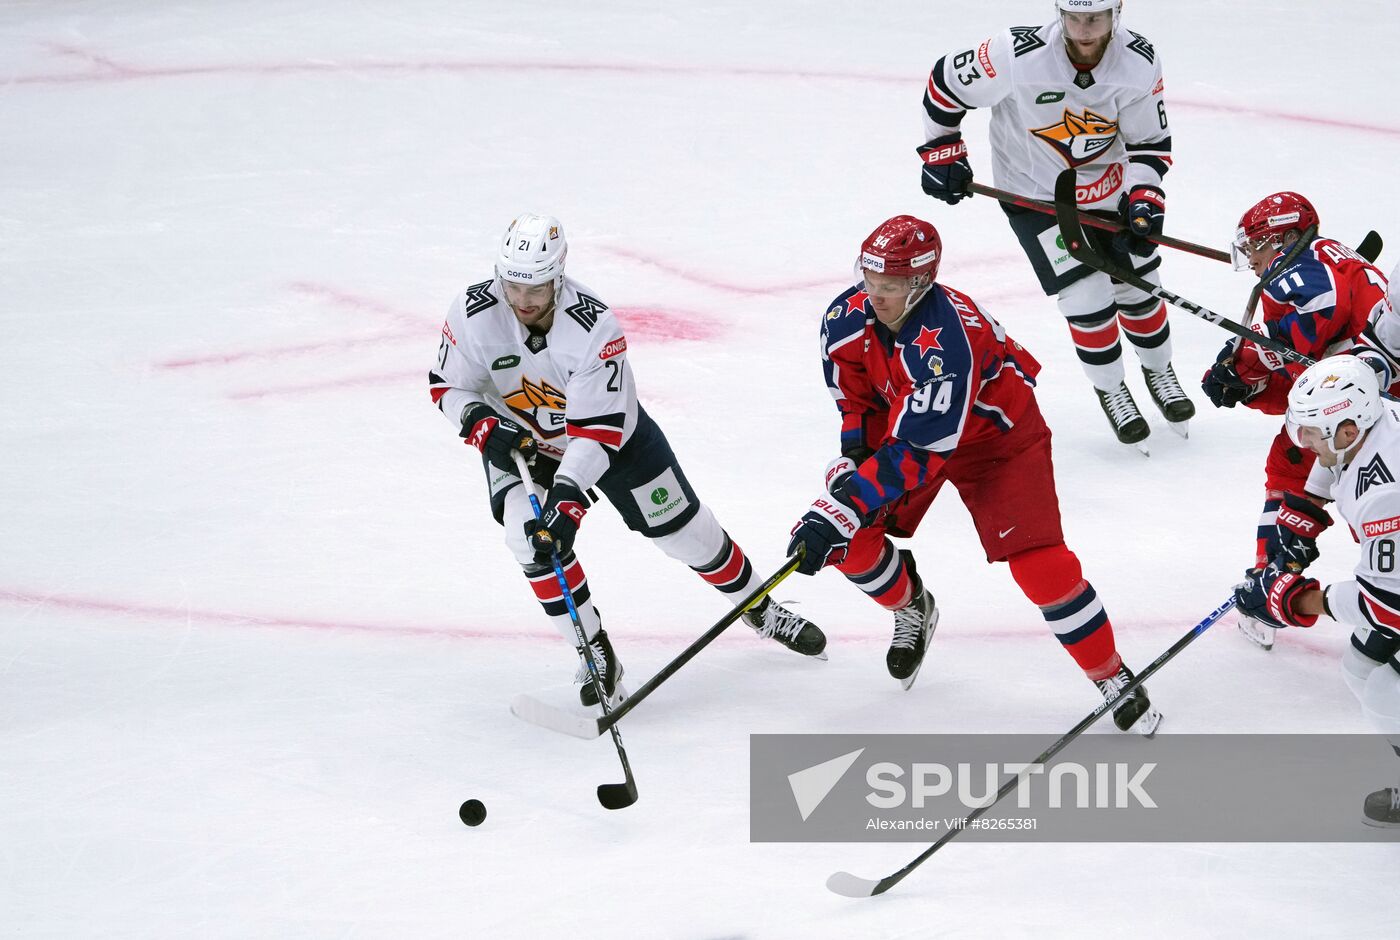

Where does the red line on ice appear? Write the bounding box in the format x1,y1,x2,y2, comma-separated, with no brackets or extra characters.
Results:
0,587,1342,659
12,51,1400,139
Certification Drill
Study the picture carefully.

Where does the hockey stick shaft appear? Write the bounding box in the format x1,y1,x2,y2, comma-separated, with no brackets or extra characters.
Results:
828,595,1237,898
593,552,803,732
511,553,805,738
1051,170,1316,367
511,450,638,809
969,181,1232,264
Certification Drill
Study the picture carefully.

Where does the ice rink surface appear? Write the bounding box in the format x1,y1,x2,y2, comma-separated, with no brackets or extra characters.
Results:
4,1,1400,936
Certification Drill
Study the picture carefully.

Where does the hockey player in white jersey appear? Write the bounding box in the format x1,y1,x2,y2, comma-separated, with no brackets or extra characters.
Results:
1234,355,1400,826
919,0,1195,448
429,214,826,705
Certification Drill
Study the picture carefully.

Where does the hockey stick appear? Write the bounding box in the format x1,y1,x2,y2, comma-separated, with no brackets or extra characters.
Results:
511,552,805,739
1051,169,1315,367
826,595,1237,899
969,181,1231,264
973,180,1384,270
510,450,638,810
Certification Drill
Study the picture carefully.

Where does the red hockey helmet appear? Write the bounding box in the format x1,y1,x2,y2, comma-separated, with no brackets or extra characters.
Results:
1232,192,1319,269
859,215,942,282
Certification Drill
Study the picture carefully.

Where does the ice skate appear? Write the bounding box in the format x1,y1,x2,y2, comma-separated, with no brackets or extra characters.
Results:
1094,382,1151,455
743,596,828,659
1094,663,1162,736
576,627,627,708
1236,610,1276,651
887,569,938,691
1363,787,1400,828
1142,364,1195,438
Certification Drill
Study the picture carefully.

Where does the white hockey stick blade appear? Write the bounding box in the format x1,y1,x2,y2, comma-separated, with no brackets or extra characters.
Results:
509,694,602,739
825,871,881,898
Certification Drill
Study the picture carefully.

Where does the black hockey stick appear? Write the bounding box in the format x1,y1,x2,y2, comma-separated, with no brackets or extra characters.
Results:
969,181,1232,263
511,451,638,810
510,552,805,739
826,595,1238,898
976,179,1383,270
1052,170,1315,367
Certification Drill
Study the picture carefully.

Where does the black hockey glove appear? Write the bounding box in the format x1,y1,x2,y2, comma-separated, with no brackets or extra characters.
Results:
525,480,589,564
1272,492,1332,570
1114,185,1165,257
461,404,536,473
917,134,973,205
787,493,863,575
1201,343,1260,409
1233,565,1320,629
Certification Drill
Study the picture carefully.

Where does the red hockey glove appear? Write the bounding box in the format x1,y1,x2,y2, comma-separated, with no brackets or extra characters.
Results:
524,481,589,564
462,404,536,473
1233,566,1320,629
1273,493,1332,570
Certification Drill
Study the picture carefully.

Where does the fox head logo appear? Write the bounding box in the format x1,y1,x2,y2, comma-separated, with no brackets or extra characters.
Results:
503,377,568,439
1031,108,1119,167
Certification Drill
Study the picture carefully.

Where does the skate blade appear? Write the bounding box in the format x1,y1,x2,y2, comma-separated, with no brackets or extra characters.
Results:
1126,706,1162,737
1362,815,1400,828
1237,619,1275,651
812,649,829,662
897,609,939,692
1168,420,1190,439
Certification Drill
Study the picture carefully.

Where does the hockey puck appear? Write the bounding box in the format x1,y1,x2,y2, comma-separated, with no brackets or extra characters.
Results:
458,799,487,827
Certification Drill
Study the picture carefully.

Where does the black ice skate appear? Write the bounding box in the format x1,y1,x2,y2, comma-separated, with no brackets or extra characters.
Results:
1094,663,1162,736
576,627,626,708
1142,365,1195,438
743,596,828,659
887,561,939,691
1363,787,1400,828
1094,382,1151,455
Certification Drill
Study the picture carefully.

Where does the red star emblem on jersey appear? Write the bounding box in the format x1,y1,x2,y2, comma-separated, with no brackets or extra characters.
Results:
844,290,869,314
912,325,944,357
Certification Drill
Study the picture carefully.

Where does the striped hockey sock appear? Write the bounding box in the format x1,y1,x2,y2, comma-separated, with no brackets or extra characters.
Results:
1117,297,1172,370
1043,582,1121,681
841,539,914,611
525,552,602,642
692,533,759,599
1255,495,1282,569
1065,304,1125,390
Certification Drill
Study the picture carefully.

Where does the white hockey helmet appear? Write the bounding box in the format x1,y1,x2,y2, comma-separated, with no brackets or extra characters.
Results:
496,213,567,291
1285,354,1382,458
1055,0,1121,32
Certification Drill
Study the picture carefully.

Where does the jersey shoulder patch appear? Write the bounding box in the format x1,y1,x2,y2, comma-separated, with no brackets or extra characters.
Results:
1125,30,1156,64
1357,454,1397,500
1010,25,1046,57
822,286,871,350
463,279,498,317
564,292,608,332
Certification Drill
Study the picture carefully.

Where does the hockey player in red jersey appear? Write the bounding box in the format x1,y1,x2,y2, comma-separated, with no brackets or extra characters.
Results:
430,214,826,706
1202,192,1393,650
785,214,1161,733
919,0,1195,449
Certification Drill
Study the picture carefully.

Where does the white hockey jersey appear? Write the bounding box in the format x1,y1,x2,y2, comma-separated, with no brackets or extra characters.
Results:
1304,402,1400,636
923,20,1171,210
429,276,639,492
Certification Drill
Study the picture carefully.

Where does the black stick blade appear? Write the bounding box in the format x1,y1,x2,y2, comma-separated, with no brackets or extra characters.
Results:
597,781,638,810
1358,231,1384,264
